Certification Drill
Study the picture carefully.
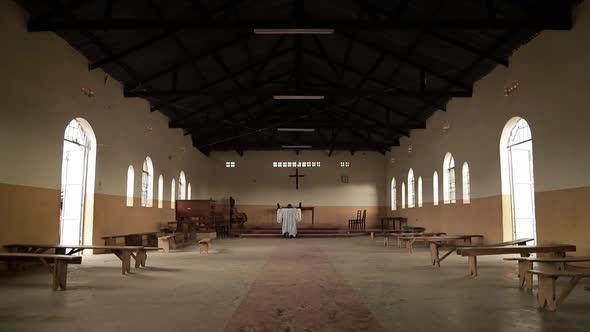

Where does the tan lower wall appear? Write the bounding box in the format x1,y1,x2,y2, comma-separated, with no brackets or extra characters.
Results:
238,205,388,229
0,183,175,249
536,186,590,255
92,194,175,245
0,183,60,247
392,196,505,244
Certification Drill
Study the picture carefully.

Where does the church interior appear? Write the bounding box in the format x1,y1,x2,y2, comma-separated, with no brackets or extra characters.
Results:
1,0,590,331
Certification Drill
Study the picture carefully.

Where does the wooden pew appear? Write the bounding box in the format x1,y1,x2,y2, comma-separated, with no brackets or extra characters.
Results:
429,238,532,267
4,244,155,275
503,256,590,290
529,269,590,311
395,232,450,253
101,232,159,247
456,244,577,277
0,253,82,290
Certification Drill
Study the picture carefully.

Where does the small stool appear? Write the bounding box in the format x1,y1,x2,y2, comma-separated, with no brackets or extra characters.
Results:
199,238,212,254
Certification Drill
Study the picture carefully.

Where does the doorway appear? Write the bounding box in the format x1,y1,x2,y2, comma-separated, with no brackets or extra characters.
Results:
60,119,95,245
501,118,536,242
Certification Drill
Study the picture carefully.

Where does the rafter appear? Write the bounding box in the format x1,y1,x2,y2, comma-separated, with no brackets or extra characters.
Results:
29,17,573,32
126,88,471,98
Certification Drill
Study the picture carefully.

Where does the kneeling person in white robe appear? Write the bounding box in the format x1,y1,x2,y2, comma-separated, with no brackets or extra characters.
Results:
277,205,302,238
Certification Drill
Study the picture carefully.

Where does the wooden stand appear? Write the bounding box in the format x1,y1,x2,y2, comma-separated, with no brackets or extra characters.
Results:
530,269,590,311
199,238,212,254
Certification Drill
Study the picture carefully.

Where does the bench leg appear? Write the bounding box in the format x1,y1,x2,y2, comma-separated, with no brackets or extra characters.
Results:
384,237,389,247
133,250,147,268
537,275,557,311
113,250,132,275
429,243,440,267
468,256,478,277
121,251,131,275
555,276,582,309
518,261,534,289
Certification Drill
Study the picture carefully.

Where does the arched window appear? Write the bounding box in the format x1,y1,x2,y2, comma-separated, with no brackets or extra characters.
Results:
462,162,470,204
401,182,406,209
433,171,439,206
171,179,176,209
443,153,456,204
188,183,192,200
157,175,163,209
178,171,186,200
418,176,423,207
407,169,415,208
391,178,397,211
126,166,134,207
141,157,154,207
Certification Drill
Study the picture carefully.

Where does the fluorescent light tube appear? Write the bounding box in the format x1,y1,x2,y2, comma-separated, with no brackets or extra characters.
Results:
254,28,335,35
277,128,316,132
273,95,325,100
281,145,312,149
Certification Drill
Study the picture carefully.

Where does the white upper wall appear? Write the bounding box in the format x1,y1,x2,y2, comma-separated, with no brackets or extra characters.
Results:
0,1,209,198
387,1,590,202
209,150,386,206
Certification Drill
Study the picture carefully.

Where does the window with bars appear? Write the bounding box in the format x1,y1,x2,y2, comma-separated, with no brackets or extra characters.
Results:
340,161,350,167
462,162,470,204
225,161,236,168
178,171,186,200
418,176,423,207
443,153,456,204
401,182,406,209
391,178,397,211
409,171,416,208
272,161,321,168
433,171,439,206
141,157,153,207
126,166,134,207
157,175,163,209
171,179,176,209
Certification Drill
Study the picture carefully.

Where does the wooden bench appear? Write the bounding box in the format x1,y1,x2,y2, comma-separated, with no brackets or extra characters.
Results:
383,232,446,249
158,232,187,252
456,244,577,277
199,238,212,254
395,232,451,253
158,234,178,252
0,253,82,290
529,269,590,311
504,256,590,290
429,238,532,267
4,244,153,275
102,232,159,247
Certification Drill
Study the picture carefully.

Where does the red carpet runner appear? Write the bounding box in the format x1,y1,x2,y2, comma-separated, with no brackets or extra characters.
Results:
223,243,384,332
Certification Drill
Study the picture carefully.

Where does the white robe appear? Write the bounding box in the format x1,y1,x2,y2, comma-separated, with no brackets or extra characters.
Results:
276,208,302,236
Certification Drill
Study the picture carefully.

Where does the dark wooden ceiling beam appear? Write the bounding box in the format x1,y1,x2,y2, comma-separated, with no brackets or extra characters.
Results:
303,70,426,129
126,88,471,98
304,49,446,112
127,33,253,88
147,48,292,111
338,30,472,92
354,1,509,68
28,17,573,32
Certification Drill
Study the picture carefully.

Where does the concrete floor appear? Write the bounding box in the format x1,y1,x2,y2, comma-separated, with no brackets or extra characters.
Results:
1,237,589,332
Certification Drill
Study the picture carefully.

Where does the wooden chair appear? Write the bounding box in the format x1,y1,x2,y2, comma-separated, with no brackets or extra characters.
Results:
359,210,367,230
348,210,362,230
